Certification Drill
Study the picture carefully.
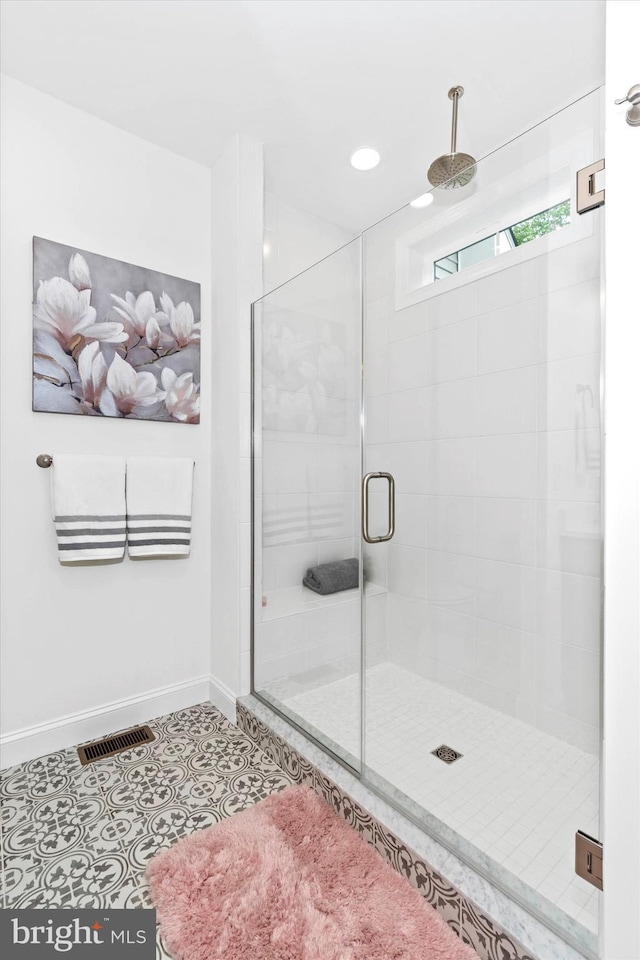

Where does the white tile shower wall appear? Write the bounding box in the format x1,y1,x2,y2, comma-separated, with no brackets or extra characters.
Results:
365,224,602,753
256,597,360,688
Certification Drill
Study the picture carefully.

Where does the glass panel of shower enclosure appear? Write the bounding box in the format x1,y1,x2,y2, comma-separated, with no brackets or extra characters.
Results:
361,90,603,954
252,238,363,771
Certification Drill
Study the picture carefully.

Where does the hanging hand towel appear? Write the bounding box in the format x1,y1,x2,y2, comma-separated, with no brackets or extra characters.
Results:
126,456,194,558
51,455,126,564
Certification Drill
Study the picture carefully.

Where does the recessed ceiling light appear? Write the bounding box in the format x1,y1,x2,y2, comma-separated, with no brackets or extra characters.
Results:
410,192,435,208
350,147,380,171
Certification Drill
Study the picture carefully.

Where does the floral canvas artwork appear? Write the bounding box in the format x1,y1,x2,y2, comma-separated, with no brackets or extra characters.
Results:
32,237,201,423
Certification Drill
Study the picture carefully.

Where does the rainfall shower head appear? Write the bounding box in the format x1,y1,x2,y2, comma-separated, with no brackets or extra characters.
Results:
427,86,476,189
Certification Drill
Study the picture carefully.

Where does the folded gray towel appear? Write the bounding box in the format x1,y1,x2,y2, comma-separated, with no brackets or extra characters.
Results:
303,558,359,595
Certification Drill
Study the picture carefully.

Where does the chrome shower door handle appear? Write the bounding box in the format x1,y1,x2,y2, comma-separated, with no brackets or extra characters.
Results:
362,472,395,544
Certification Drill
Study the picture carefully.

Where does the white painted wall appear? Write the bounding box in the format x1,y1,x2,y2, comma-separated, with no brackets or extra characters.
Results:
263,192,355,293
601,2,640,956
0,77,212,765
209,134,263,707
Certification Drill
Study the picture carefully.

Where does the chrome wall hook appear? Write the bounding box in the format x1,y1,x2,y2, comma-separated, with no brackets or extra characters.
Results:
615,84,640,126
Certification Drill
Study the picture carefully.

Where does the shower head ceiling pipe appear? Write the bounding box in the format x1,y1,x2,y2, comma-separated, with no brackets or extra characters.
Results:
427,86,476,189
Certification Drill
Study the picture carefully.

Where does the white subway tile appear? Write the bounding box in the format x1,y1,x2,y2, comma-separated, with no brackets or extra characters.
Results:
478,366,537,437
239,391,252,457
478,299,539,374
475,558,537,632
477,259,540,315
425,602,476,669
426,378,476,440
239,586,251,654
537,501,601,576
537,568,601,651
390,300,430,341
364,540,389,588
388,543,428,600
388,387,429,442
365,294,391,349
477,434,537,499
427,438,477,497
538,279,600,361
238,457,252,524
537,234,600,295
537,355,600,433
317,443,358,493
475,621,536,700
366,345,390,396
364,394,389,444
535,704,599,754
276,542,318,589
426,281,479,329
425,317,477,385
476,498,537,565
387,593,429,650
261,545,277,590
385,441,427,494
388,333,429,392
427,496,476,555
365,592,388,665
395,493,428,548
537,429,601,502
317,538,357,564
473,679,536,726
426,550,476,613
310,492,355,542
239,521,252,588
535,639,600,727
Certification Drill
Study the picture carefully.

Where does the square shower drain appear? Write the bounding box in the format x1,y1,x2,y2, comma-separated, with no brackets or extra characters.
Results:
431,744,463,764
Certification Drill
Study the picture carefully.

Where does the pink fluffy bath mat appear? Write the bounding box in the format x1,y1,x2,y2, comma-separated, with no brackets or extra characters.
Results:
146,784,478,960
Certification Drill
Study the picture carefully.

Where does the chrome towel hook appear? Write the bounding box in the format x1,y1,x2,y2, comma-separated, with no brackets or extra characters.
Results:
615,84,640,126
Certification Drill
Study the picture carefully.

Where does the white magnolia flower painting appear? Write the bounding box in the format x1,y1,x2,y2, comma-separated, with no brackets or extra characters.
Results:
33,237,201,423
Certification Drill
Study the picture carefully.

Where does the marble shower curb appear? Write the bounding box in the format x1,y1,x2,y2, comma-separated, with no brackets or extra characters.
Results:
237,695,594,960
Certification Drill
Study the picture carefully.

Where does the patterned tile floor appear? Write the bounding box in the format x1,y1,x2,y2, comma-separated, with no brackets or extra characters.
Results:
283,663,600,936
0,702,293,958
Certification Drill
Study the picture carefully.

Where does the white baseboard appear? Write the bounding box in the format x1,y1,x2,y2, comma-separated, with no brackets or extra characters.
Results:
208,674,238,724
0,675,222,769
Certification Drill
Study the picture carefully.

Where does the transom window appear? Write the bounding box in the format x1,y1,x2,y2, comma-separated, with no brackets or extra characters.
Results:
433,200,570,282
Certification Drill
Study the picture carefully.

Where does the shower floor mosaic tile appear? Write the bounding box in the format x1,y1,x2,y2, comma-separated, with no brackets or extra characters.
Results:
0,703,293,958
282,662,600,936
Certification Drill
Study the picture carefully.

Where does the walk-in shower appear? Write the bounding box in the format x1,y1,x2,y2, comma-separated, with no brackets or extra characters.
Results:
251,88,603,959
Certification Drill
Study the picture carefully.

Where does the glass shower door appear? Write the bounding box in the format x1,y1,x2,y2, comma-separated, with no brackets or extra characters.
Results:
361,89,603,955
252,238,363,772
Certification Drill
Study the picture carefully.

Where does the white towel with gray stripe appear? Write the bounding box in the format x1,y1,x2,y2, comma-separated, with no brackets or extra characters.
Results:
126,456,194,558
51,455,126,563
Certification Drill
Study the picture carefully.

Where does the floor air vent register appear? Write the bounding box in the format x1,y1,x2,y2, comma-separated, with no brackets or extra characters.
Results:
77,724,155,764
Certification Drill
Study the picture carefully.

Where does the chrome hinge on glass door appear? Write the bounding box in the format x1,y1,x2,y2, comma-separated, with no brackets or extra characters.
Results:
577,159,605,214
575,830,603,890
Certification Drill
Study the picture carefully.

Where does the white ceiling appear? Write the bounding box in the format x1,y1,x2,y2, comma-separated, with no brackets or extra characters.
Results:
0,0,605,232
